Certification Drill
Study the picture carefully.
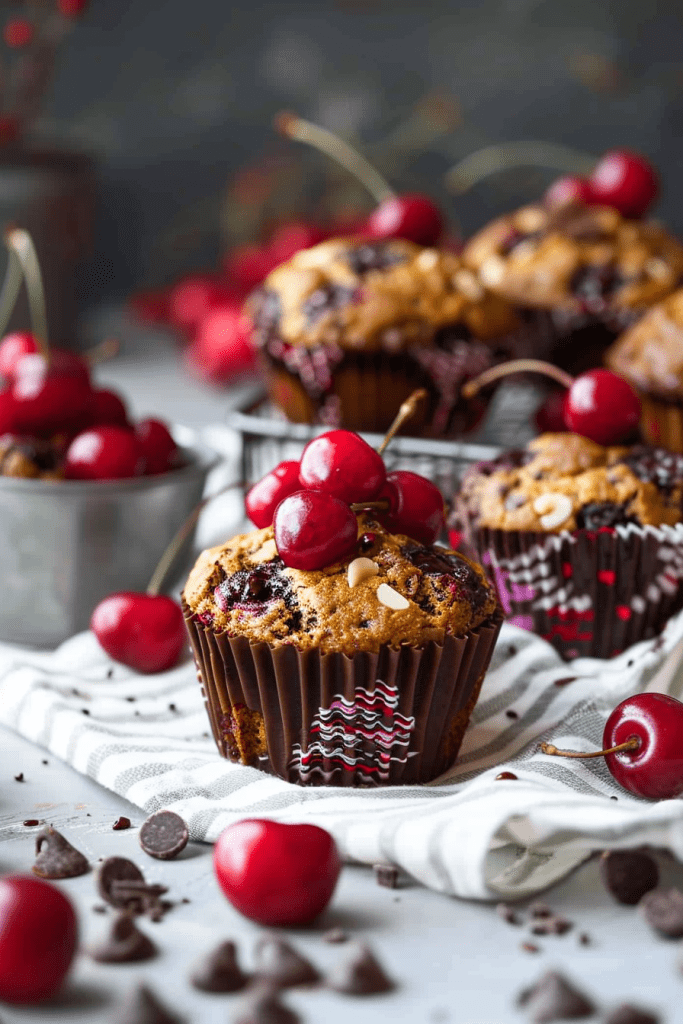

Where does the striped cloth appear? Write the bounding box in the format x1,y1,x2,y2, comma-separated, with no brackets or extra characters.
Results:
1,615,683,902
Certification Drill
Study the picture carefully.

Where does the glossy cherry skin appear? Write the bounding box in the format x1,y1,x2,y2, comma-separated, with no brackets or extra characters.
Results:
544,175,594,209
91,592,186,673
185,302,256,385
135,418,179,475
0,332,38,380
588,149,659,219
213,819,341,926
299,430,386,504
534,389,567,433
378,470,445,545
0,875,78,1003
562,369,641,445
91,388,129,427
273,490,358,570
11,361,94,436
603,693,683,800
366,193,444,246
14,350,91,386
65,425,145,480
168,273,237,336
245,460,301,529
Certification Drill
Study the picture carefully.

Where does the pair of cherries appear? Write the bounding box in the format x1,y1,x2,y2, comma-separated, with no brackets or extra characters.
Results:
545,149,659,219
246,428,445,570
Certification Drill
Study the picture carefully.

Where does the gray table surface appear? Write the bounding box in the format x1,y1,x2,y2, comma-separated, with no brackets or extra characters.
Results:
1,308,681,1024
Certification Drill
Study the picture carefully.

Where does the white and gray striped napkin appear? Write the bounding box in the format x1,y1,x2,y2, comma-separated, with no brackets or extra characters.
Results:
1,615,683,902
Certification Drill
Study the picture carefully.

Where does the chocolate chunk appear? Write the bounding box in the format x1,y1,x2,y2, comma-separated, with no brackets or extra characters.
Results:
326,942,394,996
373,863,399,889
97,857,146,908
640,887,683,938
90,911,157,963
32,826,89,879
112,982,181,1024
600,850,659,906
496,903,520,926
190,940,248,993
604,1006,660,1024
517,970,595,1022
578,933,591,946
253,937,319,988
232,985,300,1024
323,928,348,943
139,810,189,860
113,817,132,831
13,772,24,782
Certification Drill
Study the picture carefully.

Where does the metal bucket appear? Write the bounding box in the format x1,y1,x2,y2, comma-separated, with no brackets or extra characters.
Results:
0,425,218,647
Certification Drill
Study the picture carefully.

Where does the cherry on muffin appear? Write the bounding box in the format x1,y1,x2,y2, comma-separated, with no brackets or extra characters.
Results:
543,149,659,219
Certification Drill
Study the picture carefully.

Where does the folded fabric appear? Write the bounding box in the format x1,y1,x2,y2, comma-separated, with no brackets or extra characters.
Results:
1,612,682,902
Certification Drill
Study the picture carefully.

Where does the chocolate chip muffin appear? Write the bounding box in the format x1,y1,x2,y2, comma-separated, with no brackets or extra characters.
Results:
183,513,502,786
455,432,683,660
247,236,523,436
463,203,683,375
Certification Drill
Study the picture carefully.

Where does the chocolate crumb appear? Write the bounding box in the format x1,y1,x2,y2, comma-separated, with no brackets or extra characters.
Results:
33,826,89,879
93,904,107,914
578,932,591,946
529,903,552,918
125,696,136,702
521,942,540,954
14,772,24,782
168,703,177,712
496,771,518,781
22,819,40,826
506,709,519,719
600,850,659,906
531,916,573,936
610,796,618,800
181,897,190,904
41,759,48,765
113,817,132,831
107,668,113,679
496,903,520,926
517,970,595,1022
373,863,399,889
323,928,348,944
508,645,518,655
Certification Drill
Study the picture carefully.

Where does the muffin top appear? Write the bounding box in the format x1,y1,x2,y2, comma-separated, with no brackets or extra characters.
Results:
606,288,683,399
247,237,520,353
183,513,497,655
463,203,683,315
458,432,683,532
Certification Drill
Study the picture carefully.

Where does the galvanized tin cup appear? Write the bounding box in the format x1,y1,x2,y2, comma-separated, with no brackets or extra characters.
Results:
0,425,218,647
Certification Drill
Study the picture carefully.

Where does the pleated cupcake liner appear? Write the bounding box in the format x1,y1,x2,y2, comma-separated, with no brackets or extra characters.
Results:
183,602,503,788
473,524,683,661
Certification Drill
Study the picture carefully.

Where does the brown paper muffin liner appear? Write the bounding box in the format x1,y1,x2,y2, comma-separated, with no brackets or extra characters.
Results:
183,602,503,787
473,524,683,661
638,392,683,454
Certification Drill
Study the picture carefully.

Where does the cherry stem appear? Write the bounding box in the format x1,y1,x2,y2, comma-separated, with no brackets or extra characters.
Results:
0,247,24,340
377,388,428,455
350,499,390,514
146,478,242,597
4,227,48,357
461,360,574,400
83,336,120,367
540,736,641,759
275,110,396,205
444,141,596,194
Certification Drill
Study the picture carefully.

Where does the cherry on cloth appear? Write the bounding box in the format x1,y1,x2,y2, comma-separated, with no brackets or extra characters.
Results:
90,592,186,674
366,193,444,247
562,369,641,446
588,149,659,219
298,429,386,504
65,425,145,480
245,460,301,529
273,490,358,570
603,693,683,800
378,470,445,545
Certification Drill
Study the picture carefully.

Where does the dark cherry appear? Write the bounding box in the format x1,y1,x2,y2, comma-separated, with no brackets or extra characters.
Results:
135,418,179,475
544,175,594,210
562,369,641,446
245,460,301,529
603,693,683,800
11,358,94,436
91,592,186,673
64,425,145,480
588,149,659,219
14,349,91,385
298,429,386,503
91,388,129,427
379,470,445,545
366,194,444,247
0,875,77,1003
273,490,358,570
184,302,255,385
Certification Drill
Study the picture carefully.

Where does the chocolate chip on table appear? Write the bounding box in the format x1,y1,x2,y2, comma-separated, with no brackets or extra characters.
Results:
521,942,540,954
13,772,24,782
113,817,132,831
97,858,170,921
496,903,520,926
190,940,248,993
139,810,189,861
89,911,157,963
112,982,181,1024
23,819,40,826
97,857,145,908
232,984,300,1024
604,1006,660,1024
32,826,89,879
529,903,552,918
326,942,394,996
530,916,573,936
599,850,659,906
517,970,595,1023
373,863,399,889
506,709,519,719
253,937,319,988
639,887,683,938
323,928,349,944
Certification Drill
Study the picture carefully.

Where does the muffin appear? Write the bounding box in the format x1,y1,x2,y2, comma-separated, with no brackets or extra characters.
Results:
456,432,683,660
247,236,523,436
606,289,683,453
182,513,502,787
463,202,683,375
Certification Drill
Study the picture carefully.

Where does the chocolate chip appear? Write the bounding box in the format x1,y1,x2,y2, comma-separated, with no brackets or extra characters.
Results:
139,810,189,860
90,911,157,963
97,857,145,908
112,982,181,1024
113,817,132,831
168,703,177,712
496,903,520,926
578,933,591,946
521,942,540,954
640,887,683,938
326,942,394,995
107,668,114,678
232,985,300,1024
253,937,319,988
600,850,659,905
33,826,89,879
517,970,595,1022
13,772,24,782
373,863,399,889
190,940,248,993
93,904,107,914
323,928,349,943
604,1006,660,1024
22,819,40,826
41,759,48,764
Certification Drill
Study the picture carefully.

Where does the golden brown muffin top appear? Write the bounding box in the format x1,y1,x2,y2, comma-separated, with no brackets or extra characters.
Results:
463,203,683,313
247,237,520,352
183,513,497,655
458,432,683,532
606,288,683,398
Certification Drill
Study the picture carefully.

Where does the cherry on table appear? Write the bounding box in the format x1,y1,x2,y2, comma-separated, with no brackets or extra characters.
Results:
135,418,179,475
185,302,255,385
378,470,445,545
91,592,186,674
588,149,659,219
562,369,641,446
245,460,301,529
273,490,358,570
543,175,594,210
366,193,444,247
298,429,386,504
0,875,77,1003
213,819,341,926
602,693,683,800
65,425,145,480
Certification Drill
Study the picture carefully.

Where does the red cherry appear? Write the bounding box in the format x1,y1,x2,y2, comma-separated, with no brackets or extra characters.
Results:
245,460,301,529
91,592,186,673
57,0,88,17
0,875,77,1004
213,819,341,926
603,694,683,800
168,274,237,336
588,149,659,219
544,175,594,210
223,244,280,291
366,193,444,247
562,369,641,445
0,333,39,380
379,470,444,545
299,430,386,504
534,389,568,433
128,288,170,325
267,220,326,263
135,418,179,475
3,18,34,47
13,349,91,386
184,302,256,385
11,359,94,436
273,490,358,570
0,391,18,433
91,388,129,427
65,425,145,480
